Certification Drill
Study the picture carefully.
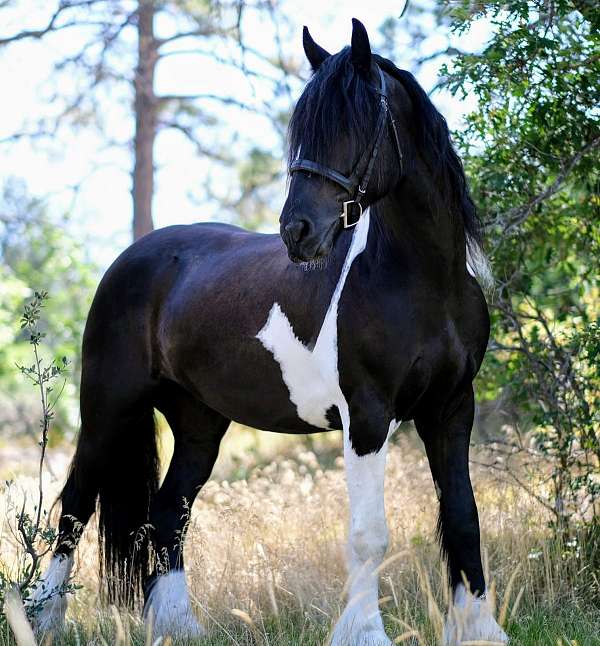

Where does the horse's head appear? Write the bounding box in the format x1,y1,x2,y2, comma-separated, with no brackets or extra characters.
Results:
280,19,406,263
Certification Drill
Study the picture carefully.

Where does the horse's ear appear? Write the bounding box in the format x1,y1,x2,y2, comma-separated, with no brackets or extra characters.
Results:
351,18,372,76
303,26,330,71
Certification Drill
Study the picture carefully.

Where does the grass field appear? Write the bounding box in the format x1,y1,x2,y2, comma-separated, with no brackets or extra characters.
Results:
1,426,599,645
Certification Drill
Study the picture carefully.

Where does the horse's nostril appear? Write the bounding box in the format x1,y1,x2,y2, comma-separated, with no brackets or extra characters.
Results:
285,220,308,244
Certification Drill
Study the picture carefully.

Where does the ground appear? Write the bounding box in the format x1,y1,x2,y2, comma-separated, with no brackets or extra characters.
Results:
1,424,599,645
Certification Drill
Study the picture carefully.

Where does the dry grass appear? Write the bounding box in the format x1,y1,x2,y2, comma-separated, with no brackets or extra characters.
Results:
1,425,599,644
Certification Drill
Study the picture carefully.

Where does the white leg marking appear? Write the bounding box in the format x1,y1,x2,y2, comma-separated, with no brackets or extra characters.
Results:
443,583,508,645
144,570,205,639
258,211,393,644
257,210,371,428
331,419,398,646
27,554,73,634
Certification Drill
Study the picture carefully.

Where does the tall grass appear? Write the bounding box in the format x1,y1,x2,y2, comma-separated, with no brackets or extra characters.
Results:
1,430,599,644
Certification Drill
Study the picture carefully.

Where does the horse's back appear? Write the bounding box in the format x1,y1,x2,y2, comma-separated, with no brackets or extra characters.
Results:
81,222,279,383
90,221,282,312
119,221,280,264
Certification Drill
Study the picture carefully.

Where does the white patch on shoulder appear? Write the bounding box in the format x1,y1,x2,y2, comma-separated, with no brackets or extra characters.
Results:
257,210,370,428
443,583,508,645
145,570,205,639
27,553,73,634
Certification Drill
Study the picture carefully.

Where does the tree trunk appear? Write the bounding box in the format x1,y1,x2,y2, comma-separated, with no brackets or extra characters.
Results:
132,0,157,240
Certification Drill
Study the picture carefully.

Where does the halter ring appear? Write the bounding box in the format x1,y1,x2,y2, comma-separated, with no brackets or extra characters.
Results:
341,200,362,229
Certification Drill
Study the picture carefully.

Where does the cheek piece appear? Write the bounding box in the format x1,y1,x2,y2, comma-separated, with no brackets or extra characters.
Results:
290,65,403,229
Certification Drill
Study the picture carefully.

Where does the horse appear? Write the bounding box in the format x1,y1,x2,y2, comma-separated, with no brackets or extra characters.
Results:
29,18,508,645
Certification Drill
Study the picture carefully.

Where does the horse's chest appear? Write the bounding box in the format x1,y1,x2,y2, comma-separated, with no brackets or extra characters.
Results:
256,212,371,431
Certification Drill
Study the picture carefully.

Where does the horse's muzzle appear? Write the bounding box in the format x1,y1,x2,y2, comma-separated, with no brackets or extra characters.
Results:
281,215,339,263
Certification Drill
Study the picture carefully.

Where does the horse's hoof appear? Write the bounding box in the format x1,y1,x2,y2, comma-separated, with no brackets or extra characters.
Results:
26,554,73,636
144,570,205,640
331,633,392,646
151,613,206,640
443,584,509,645
27,595,68,635
443,608,509,645
330,612,393,646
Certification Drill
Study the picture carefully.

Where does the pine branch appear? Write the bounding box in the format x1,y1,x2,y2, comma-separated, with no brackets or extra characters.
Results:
0,0,110,46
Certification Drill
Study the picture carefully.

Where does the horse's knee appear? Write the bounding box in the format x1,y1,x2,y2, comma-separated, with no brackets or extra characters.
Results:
350,520,388,564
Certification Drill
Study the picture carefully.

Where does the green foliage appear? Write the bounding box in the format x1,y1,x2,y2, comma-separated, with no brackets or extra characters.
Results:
0,292,77,632
236,147,283,229
0,180,97,438
443,2,600,527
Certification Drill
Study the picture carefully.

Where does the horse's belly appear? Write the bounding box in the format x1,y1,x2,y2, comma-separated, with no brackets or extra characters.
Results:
167,318,342,434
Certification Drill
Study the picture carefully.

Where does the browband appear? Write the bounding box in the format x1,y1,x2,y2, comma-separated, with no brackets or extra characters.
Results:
289,159,356,193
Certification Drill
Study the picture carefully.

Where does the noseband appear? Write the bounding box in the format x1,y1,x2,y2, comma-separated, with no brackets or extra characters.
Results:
290,65,403,229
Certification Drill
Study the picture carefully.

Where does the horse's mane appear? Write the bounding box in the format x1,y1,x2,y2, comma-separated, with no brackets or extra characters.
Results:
287,47,482,249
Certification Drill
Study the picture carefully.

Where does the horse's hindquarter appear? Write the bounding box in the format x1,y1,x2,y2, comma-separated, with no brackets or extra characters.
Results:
156,222,349,433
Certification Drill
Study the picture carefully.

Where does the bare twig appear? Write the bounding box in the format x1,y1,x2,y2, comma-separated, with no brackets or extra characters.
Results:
0,0,115,46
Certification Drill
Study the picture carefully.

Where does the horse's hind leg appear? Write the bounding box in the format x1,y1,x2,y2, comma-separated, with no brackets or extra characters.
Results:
29,381,158,631
26,463,96,632
144,382,229,638
27,426,107,631
27,415,104,631
415,387,507,645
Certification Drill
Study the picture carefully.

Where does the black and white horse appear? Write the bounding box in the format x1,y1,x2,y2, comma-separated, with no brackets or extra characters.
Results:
30,19,507,645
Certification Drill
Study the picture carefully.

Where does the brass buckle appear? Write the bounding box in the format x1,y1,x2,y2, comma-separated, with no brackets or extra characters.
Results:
340,200,362,229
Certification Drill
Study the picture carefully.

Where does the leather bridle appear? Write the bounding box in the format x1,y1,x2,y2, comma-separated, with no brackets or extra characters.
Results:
290,65,403,229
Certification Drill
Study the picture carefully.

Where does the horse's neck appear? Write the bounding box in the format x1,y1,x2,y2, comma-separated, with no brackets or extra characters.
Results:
369,174,466,277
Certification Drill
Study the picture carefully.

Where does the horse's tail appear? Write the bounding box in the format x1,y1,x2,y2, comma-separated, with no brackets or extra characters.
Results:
98,409,159,606
61,406,160,607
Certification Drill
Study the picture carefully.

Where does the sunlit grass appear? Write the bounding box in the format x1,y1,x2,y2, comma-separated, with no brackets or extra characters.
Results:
1,430,599,644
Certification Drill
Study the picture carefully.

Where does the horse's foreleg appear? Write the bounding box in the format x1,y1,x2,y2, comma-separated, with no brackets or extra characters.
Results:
415,387,508,645
144,389,229,639
331,405,395,646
